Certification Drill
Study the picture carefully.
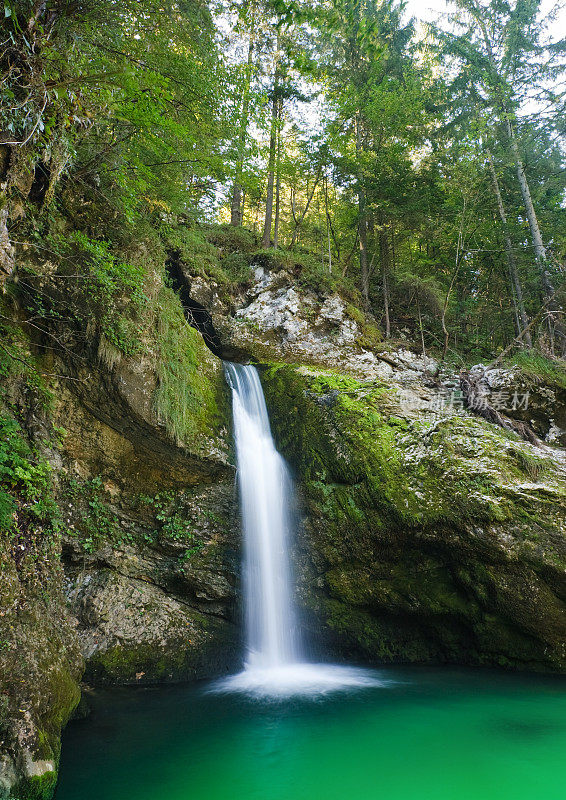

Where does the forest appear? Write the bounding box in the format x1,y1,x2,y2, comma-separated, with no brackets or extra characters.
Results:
1,0,565,365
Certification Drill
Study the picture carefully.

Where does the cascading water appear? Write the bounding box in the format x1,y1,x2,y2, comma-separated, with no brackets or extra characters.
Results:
224,362,298,668
218,362,381,697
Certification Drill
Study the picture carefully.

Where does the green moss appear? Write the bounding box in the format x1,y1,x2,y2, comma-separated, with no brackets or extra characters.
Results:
12,770,58,800
259,362,566,671
262,363,533,530
154,287,228,447
356,321,383,349
86,642,184,683
84,627,218,684
509,446,548,480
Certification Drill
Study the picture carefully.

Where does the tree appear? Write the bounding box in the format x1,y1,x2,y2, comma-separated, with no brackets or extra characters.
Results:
230,0,258,226
434,0,566,352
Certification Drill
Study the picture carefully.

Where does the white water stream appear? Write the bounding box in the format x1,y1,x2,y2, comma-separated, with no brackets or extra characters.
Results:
218,363,381,697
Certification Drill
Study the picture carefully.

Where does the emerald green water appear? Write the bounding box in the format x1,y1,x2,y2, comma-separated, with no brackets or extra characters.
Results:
56,667,566,800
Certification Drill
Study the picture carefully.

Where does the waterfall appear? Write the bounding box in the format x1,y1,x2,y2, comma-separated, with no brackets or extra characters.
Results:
217,362,382,697
224,362,298,668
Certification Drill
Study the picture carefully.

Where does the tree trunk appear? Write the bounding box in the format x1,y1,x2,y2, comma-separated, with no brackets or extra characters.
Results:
273,100,282,248
273,171,281,247
380,228,390,338
325,179,340,264
504,120,549,287
417,295,426,357
486,148,532,347
469,0,564,351
261,34,281,249
504,118,565,353
290,165,322,246
230,4,256,226
356,113,369,307
324,175,332,273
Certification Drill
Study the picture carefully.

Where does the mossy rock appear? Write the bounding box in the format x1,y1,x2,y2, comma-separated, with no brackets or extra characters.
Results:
260,363,566,672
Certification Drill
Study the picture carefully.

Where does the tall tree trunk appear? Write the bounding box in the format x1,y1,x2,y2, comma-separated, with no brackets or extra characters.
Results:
356,113,369,307
471,2,550,290
417,295,426,357
273,100,282,248
324,179,340,264
380,227,390,338
262,33,281,249
503,119,550,291
469,0,564,351
324,175,332,273
230,3,256,226
504,117,566,353
436,197,468,374
486,148,532,347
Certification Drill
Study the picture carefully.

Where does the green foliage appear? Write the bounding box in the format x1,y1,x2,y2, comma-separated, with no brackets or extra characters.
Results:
2,0,565,371
295,251,348,295
64,476,124,553
139,491,204,559
508,352,566,390
2,0,234,222
45,231,150,356
164,226,220,278
163,223,255,287
205,224,257,254
0,416,56,534
0,300,53,406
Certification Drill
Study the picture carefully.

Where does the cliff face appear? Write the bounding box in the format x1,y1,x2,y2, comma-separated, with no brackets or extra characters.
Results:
55,357,240,686
0,528,82,800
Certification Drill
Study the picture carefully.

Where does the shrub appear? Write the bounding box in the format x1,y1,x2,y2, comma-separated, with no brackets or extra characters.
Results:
0,416,56,533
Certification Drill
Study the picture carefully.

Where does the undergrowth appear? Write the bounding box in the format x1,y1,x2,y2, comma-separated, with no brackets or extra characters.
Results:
0,416,57,534
508,352,566,390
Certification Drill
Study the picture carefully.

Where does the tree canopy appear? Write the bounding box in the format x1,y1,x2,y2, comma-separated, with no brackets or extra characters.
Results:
1,0,565,360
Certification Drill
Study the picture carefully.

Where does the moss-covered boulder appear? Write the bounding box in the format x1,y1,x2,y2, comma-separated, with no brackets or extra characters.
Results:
260,363,566,672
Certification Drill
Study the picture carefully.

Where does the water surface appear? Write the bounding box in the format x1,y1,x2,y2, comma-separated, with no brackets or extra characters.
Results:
56,667,566,800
